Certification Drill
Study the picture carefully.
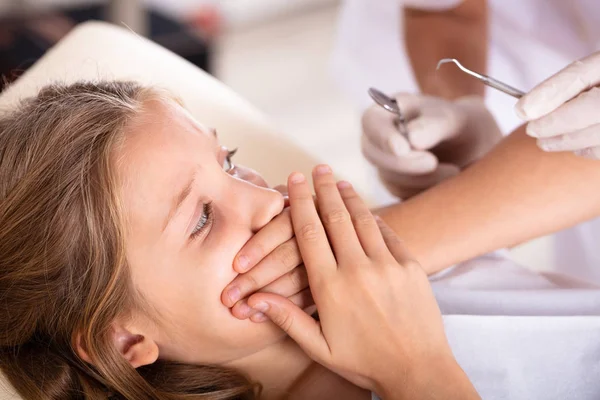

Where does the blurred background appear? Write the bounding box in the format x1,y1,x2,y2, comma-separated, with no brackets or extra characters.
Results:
0,0,367,196
0,0,551,271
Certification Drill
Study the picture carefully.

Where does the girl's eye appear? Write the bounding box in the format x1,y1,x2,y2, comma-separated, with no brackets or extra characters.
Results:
191,202,213,240
223,148,237,172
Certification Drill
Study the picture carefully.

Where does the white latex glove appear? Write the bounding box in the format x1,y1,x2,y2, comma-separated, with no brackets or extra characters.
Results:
362,93,503,199
515,51,600,159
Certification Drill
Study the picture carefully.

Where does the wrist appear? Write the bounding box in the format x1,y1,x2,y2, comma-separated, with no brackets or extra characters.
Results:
445,95,503,168
374,356,480,400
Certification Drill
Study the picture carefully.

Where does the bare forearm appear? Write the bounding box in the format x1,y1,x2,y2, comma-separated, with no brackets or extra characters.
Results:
404,0,488,99
377,125,600,275
377,358,480,400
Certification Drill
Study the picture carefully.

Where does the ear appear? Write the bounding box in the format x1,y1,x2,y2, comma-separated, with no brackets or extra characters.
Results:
110,323,160,368
75,324,159,369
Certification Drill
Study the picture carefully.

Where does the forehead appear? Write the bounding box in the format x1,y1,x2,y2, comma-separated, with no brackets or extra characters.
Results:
124,98,213,152
115,99,216,232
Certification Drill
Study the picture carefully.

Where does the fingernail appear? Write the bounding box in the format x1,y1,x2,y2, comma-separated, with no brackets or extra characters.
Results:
514,103,529,121
251,312,268,322
315,165,332,175
252,302,269,313
537,139,558,152
289,172,305,184
236,301,254,318
227,286,241,304
237,255,250,272
337,181,352,189
526,124,540,138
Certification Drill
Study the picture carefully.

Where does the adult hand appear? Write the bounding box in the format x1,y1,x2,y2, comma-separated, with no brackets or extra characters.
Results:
247,165,479,399
222,185,311,322
516,51,600,159
362,93,502,198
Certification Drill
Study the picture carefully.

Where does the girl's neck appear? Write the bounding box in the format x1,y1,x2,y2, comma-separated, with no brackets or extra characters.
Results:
228,337,369,400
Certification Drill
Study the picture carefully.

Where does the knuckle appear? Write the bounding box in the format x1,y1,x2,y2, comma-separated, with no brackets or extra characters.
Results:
275,311,295,333
292,192,315,202
244,240,266,262
275,241,300,269
322,209,350,226
299,223,321,242
288,267,308,291
351,211,374,227
588,87,600,97
239,272,260,292
403,258,423,273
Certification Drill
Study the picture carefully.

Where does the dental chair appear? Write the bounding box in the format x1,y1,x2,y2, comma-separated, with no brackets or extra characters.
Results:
0,21,371,399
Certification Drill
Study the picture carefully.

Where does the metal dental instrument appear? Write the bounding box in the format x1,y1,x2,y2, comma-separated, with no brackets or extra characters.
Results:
368,87,409,137
436,58,525,99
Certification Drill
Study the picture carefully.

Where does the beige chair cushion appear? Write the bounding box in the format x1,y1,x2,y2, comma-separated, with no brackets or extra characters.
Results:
0,20,332,399
0,21,323,187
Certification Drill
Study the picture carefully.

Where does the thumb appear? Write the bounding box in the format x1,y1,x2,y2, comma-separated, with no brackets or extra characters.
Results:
515,52,600,121
248,293,330,361
407,115,459,150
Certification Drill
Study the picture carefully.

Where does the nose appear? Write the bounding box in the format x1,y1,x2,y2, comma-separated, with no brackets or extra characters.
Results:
234,165,269,189
226,171,284,233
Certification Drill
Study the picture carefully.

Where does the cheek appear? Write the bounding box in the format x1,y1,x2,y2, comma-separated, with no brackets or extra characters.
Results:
150,248,287,364
127,209,287,364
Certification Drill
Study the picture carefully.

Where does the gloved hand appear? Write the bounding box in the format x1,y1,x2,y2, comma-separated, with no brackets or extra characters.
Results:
362,93,503,199
515,51,600,159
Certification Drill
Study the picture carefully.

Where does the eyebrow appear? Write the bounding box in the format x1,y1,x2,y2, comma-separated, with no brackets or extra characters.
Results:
163,170,197,232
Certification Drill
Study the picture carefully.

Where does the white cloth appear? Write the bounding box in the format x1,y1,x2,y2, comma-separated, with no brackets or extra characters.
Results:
331,0,600,284
372,252,600,400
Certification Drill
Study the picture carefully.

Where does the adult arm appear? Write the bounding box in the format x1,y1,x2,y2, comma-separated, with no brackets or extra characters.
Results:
377,125,600,275
404,0,489,99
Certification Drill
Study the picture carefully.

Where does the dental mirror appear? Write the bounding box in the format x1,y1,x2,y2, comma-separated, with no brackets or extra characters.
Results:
368,87,408,137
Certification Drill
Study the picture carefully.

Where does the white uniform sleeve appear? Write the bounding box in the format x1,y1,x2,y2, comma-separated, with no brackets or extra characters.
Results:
402,0,464,11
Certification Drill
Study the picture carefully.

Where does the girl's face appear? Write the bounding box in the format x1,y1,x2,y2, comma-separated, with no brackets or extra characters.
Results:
117,98,285,365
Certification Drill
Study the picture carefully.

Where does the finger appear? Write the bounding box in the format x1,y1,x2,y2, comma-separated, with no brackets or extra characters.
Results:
223,239,301,307
574,146,600,160
537,124,600,152
234,208,293,273
232,284,313,321
516,52,600,120
374,216,415,265
336,181,387,258
247,293,329,362
250,288,315,323
526,87,600,139
312,165,363,260
288,172,336,284
361,135,438,174
259,265,308,301
393,92,426,119
362,105,411,155
406,114,462,150
231,299,256,320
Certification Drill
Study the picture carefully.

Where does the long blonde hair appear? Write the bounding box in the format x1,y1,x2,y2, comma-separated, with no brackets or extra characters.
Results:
0,81,258,399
